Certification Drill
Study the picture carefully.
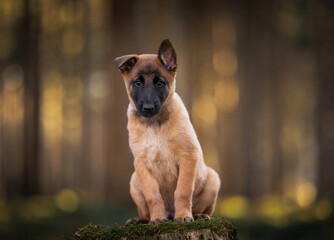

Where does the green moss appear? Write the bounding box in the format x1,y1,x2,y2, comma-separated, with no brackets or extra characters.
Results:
73,217,237,240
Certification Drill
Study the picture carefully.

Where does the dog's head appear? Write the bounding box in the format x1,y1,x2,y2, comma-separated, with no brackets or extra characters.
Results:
114,39,177,118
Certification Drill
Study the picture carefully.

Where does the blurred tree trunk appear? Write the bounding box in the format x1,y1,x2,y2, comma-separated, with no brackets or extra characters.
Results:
22,0,40,196
236,0,285,197
316,2,334,197
108,0,138,204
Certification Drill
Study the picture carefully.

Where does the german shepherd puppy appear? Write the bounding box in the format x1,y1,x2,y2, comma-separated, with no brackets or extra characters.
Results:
115,39,220,225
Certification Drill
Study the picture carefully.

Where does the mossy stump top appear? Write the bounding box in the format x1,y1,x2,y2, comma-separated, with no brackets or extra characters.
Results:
73,217,237,240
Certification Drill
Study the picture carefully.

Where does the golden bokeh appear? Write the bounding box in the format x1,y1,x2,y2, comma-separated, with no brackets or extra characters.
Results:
59,2,84,26
213,50,238,77
220,195,249,218
192,93,217,127
42,72,64,141
296,182,317,207
41,2,60,32
88,0,104,28
203,147,220,173
280,119,302,154
20,195,55,219
0,0,23,24
56,189,80,213
212,18,236,46
62,30,84,56
64,77,83,143
89,71,109,99
256,195,293,220
2,65,24,125
215,80,239,112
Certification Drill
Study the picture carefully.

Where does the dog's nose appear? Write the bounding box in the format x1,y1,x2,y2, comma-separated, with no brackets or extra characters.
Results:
143,104,155,112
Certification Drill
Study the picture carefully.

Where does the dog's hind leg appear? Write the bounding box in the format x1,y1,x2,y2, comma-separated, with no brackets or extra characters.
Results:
126,172,150,226
192,167,220,219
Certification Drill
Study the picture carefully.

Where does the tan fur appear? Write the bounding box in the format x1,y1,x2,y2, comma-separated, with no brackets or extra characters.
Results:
116,46,220,223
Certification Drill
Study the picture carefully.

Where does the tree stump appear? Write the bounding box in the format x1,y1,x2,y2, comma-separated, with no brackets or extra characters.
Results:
73,217,237,240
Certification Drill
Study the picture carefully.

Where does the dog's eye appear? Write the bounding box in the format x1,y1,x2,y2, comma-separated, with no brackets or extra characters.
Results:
155,80,165,88
134,80,143,87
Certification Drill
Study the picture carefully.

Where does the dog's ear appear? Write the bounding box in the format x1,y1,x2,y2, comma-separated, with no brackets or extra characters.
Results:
158,39,177,72
114,55,139,72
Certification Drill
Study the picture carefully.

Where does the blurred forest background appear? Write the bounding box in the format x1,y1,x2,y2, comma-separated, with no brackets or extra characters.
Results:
0,0,334,239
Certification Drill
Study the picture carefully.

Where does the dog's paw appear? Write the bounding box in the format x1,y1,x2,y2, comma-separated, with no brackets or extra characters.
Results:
148,218,168,225
167,213,174,221
194,214,210,221
174,216,194,222
125,218,149,226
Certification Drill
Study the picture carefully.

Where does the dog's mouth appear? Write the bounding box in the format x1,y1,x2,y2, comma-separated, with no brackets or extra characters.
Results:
142,112,156,118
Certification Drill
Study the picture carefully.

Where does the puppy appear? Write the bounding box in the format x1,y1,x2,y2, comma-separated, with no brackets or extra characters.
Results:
114,39,220,225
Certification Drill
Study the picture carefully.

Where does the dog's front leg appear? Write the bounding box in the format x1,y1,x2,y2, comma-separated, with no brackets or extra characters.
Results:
174,156,197,222
134,158,167,224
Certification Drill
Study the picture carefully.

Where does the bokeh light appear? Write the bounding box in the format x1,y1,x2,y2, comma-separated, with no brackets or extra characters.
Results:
214,80,239,112
89,71,109,99
219,196,249,218
20,195,55,220
314,198,332,220
256,195,294,220
213,50,238,77
192,94,217,127
0,0,23,24
296,182,317,208
62,30,84,56
56,189,80,213
41,72,64,141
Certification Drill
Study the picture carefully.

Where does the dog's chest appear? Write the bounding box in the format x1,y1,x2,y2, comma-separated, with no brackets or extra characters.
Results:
131,126,178,180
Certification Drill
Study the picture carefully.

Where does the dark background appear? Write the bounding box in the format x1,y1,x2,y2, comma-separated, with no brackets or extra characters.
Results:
0,0,334,239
